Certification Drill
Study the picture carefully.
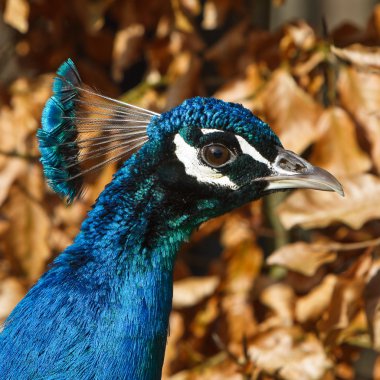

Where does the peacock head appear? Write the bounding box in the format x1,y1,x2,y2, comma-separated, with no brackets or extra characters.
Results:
138,96,343,222
39,60,343,227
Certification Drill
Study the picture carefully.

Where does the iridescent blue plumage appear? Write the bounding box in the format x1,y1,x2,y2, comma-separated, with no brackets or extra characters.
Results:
0,60,343,379
38,59,82,201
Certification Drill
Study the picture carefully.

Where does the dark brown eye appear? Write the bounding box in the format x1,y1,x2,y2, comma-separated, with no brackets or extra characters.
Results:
201,144,231,167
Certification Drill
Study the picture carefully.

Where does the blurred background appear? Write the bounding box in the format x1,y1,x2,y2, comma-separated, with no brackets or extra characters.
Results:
1,0,380,379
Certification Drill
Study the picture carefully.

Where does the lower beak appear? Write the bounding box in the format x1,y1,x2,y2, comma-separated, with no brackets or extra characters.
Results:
259,147,344,196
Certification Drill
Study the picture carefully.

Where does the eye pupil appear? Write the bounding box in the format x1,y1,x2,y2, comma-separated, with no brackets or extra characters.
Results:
202,144,231,167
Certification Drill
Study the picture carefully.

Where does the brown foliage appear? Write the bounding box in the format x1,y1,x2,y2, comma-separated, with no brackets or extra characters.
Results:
2,1,380,379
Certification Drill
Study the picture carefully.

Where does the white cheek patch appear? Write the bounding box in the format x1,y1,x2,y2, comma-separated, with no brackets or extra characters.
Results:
173,133,239,190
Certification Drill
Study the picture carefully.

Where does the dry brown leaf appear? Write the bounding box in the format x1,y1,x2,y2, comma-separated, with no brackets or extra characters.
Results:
168,354,241,380
205,21,249,68
364,258,380,350
190,296,218,339
267,242,337,276
318,254,372,346
296,274,337,323
311,107,371,177
112,24,145,82
292,51,325,77
0,75,51,167
278,174,380,230
214,64,264,110
221,241,263,352
172,276,219,308
318,276,364,346
74,0,114,33
0,277,26,323
172,0,194,32
2,165,51,282
162,311,184,378
220,213,253,248
0,159,27,207
281,21,316,52
338,66,380,171
165,53,201,108
3,0,30,33
248,327,332,380
260,283,295,326
261,69,322,153
332,44,380,69
0,219,10,236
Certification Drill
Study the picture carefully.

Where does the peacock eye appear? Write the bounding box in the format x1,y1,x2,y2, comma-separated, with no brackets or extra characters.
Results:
201,144,232,168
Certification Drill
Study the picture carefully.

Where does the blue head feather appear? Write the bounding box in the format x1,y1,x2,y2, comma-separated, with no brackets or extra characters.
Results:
148,97,281,155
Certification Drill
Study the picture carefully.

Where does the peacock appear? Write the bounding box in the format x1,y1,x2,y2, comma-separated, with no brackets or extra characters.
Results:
0,59,343,379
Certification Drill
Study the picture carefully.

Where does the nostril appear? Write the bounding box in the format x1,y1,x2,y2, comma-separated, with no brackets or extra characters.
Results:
278,158,288,168
294,163,305,171
277,157,306,172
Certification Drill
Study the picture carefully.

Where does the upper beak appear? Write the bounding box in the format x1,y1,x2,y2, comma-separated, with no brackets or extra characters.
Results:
259,147,344,196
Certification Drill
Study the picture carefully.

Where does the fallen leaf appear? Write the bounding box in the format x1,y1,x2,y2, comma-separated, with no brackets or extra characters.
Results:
261,69,323,153
338,66,380,172
318,253,372,346
165,53,201,108
278,174,380,230
267,242,337,276
0,277,26,324
214,64,264,110
220,213,253,248
364,258,380,350
0,159,27,207
311,107,371,177
190,296,219,339
205,21,249,76
202,0,217,30
2,165,51,282
332,44,380,69
248,327,332,380
281,21,316,52
296,274,337,323
260,283,295,326
221,241,263,352
112,24,145,82
173,276,219,308
3,0,30,33
172,0,194,32
168,353,241,380
162,311,184,378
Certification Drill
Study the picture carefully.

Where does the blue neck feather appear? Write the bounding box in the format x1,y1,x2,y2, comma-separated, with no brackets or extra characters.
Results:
0,145,190,379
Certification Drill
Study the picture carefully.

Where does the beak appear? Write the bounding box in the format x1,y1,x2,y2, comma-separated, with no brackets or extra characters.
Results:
259,147,344,196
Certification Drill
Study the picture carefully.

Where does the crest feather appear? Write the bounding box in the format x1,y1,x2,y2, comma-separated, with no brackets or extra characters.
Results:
39,59,157,203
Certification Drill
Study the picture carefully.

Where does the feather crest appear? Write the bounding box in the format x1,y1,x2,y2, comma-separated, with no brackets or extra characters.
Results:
39,59,157,203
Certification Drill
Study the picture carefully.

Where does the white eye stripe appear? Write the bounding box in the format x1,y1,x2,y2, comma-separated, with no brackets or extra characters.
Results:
173,129,272,189
201,128,270,166
235,135,270,166
173,134,238,189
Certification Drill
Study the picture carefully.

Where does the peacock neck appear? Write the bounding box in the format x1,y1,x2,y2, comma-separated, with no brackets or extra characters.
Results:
40,152,191,379
1,148,202,379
